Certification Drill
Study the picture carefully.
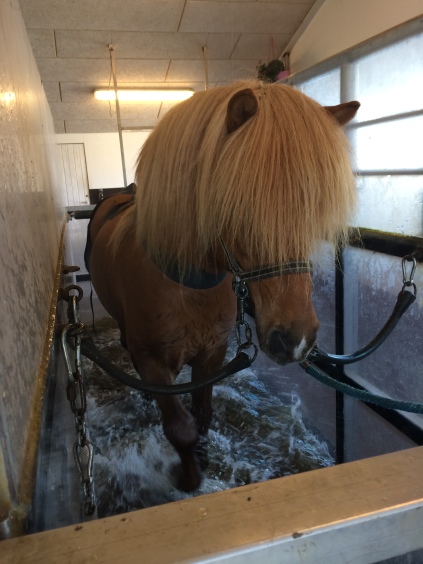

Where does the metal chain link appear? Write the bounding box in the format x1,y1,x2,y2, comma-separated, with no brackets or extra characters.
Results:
60,287,97,517
233,278,258,362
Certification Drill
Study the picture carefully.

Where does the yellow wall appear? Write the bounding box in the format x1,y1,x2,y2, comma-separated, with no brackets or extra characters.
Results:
0,0,66,530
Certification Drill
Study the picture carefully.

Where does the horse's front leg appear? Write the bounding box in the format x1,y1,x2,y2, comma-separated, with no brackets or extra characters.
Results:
135,355,201,492
190,346,227,469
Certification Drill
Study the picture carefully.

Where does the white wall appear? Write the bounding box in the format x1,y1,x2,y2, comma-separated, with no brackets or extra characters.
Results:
0,0,66,530
56,131,151,189
290,0,423,72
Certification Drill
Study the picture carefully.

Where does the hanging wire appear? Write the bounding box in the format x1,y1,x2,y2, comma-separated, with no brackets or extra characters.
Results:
268,37,276,63
107,35,113,117
202,45,209,90
108,44,128,186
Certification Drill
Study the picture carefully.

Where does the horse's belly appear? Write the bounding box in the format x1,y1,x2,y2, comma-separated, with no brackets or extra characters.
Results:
89,224,128,326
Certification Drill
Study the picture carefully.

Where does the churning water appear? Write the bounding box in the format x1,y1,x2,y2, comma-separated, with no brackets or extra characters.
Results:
81,319,333,519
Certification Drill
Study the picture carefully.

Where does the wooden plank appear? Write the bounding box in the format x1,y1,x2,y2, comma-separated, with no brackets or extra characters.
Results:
2,447,423,563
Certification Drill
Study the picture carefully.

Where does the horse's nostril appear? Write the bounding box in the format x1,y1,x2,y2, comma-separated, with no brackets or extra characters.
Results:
268,329,287,359
267,327,317,364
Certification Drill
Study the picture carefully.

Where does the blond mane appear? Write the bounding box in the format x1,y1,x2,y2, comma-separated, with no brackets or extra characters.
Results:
112,80,356,272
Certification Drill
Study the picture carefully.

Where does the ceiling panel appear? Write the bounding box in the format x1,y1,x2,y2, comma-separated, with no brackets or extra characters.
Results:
50,100,164,121
54,30,240,60
26,28,56,58
232,33,291,60
64,115,161,134
49,102,115,121
54,120,66,133
19,0,319,133
167,59,258,82
36,58,170,83
42,82,61,103
179,1,312,33
19,0,185,32
63,120,119,134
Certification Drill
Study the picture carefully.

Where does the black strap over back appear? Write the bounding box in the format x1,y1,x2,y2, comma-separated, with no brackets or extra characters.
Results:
84,184,136,273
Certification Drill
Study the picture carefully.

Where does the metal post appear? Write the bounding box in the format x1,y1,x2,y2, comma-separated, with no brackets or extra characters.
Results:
333,62,356,466
335,249,345,464
108,44,127,187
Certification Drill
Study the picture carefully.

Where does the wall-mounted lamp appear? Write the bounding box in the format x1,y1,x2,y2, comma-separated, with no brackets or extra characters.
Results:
0,91,16,105
94,89,194,102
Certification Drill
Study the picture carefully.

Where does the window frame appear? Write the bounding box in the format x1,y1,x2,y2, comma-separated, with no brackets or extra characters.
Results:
283,15,423,461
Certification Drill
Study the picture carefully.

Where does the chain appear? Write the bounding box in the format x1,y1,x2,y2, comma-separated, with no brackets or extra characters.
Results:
233,278,258,362
60,287,97,517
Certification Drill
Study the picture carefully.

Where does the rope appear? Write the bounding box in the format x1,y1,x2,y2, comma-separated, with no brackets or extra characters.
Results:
80,337,252,395
309,288,416,365
300,361,423,414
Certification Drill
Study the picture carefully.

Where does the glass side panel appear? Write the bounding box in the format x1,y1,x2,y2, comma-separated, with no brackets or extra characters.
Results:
351,175,423,237
352,32,423,123
343,399,417,463
254,357,337,452
254,244,338,449
355,116,423,172
313,243,337,354
295,68,341,106
343,247,423,427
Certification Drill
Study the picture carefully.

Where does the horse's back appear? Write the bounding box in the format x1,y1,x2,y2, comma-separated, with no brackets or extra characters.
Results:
85,189,135,273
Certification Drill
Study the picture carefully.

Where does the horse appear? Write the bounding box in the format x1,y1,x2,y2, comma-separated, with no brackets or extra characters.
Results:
86,80,359,492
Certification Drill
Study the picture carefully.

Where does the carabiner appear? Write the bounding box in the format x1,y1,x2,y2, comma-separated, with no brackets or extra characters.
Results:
402,255,417,286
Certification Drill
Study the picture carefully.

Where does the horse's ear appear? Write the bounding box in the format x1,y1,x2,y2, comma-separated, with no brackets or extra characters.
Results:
325,101,360,126
226,89,258,133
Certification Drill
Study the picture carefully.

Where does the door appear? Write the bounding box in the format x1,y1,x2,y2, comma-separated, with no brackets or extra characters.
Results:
59,143,89,206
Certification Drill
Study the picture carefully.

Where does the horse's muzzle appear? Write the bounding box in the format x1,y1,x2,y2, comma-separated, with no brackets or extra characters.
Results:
266,327,318,365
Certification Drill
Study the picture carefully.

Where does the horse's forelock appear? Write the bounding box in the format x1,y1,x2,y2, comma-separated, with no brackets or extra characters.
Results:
129,80,356,273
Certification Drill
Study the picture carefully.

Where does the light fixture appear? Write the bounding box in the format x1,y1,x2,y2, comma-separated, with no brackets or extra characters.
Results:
94,89,194,102
0,91,16,105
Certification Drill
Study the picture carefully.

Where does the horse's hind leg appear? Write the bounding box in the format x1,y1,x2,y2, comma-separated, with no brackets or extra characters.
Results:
135,355,201,492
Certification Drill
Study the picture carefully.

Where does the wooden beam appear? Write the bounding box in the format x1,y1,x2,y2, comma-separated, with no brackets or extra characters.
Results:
2,447,423,563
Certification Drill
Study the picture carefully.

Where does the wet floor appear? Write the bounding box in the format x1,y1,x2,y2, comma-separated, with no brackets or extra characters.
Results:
81,318,333,518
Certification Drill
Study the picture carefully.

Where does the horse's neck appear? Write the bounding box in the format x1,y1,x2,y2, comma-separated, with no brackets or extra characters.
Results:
152,248,229,290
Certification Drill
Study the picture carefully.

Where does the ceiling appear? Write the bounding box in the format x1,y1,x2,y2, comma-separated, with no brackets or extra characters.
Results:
20,0,318,134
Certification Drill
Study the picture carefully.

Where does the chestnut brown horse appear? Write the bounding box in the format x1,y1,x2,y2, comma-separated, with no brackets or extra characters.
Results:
86,80,359,492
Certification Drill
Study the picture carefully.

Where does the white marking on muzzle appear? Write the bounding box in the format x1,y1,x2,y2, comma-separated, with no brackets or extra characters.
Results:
293,337,308,361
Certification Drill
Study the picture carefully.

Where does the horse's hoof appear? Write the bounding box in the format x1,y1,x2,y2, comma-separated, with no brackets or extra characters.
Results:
171,463,201,493
178,475,201,493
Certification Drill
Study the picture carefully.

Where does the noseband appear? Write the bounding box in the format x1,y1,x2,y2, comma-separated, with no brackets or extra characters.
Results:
219,236,313,362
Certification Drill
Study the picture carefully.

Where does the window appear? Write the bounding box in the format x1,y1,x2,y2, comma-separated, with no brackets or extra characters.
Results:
286,16,423,462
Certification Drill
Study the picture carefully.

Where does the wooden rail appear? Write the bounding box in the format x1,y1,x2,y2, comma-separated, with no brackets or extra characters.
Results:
2,446,423,563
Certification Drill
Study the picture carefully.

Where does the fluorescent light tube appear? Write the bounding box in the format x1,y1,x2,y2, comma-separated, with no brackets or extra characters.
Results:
94,89,194,102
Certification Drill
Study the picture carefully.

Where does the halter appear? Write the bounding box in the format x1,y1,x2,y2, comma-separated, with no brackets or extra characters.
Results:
218,236,313,283
219,236,313,362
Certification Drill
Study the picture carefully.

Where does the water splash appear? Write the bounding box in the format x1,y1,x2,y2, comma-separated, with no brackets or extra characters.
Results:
82,319,333,518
